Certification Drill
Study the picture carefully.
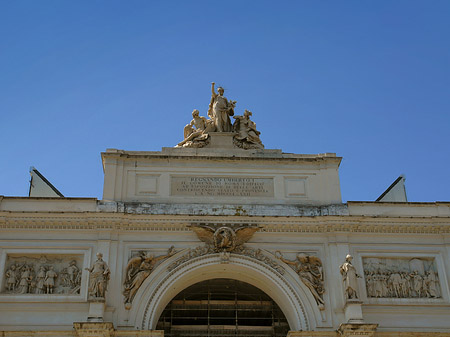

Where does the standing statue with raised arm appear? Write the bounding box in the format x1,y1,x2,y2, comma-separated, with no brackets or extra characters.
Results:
340,254,360,300
208,82,236,132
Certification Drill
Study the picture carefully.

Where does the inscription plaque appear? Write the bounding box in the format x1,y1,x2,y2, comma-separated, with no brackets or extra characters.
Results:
171,176,274,197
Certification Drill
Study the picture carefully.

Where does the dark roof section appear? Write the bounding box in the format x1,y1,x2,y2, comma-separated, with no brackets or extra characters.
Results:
29,167,64,197
376,175,403,201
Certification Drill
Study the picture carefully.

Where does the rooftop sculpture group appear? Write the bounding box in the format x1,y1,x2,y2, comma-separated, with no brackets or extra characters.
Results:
176,82,264,149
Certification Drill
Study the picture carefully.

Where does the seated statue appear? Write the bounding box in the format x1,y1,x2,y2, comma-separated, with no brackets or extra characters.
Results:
232,110,264,149
176,109,215,148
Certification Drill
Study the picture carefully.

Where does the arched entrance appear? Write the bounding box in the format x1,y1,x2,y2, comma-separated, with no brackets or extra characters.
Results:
132,253,317,331
156,278,290,337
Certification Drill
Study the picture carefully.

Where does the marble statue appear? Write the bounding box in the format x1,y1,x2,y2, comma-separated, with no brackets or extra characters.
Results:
276,252,325,309
233,110,264,149
123,246,175,307
85,253,110,299
175,82,265,149
208,82,236,132
340,254,360,300
177,109,214,148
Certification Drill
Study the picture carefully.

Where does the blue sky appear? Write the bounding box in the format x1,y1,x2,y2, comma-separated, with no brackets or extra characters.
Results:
1,1,449,202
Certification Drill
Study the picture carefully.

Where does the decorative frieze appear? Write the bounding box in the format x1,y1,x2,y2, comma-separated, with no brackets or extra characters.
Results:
362,257,441,299
2,254,82,295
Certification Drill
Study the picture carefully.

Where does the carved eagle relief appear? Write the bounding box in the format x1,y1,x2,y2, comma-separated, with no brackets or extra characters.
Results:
190,224,260,252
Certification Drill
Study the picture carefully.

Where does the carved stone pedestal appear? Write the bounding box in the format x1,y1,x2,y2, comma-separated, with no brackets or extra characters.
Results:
343,300,364,323
74,322,114,337
87,301,106,322
206,132,236,149
337,323,378,337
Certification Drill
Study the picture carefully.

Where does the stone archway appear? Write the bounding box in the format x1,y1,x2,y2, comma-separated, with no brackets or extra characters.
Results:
130,252,321,331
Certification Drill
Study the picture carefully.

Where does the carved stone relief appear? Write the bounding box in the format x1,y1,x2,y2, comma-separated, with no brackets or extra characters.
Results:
2,254,82,295
275,251,325,310
123,246,175,308
167,245,284,274
362,257,441,299
189,223,260,253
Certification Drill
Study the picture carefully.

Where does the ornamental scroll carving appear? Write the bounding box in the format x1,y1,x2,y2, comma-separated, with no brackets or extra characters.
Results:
123,246,175,308
2,255,82,295
363,257,441,299
275,251,325,310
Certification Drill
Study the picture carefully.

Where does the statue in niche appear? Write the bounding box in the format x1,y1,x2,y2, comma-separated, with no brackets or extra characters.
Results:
36,266,46,294
340,254,360,300
123,246,175,308
177,109,215,148
208,82,236,132
5,265,18,291
85,252,110,299
44,266,58,294
276,251,325,309
233,110,264,149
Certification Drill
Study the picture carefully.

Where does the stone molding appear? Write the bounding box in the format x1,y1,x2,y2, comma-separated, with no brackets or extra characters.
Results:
137,253,312,331
1,215,450,234
287,332,450,337
73,323,163,337
74,322,114,337
1,331,448,337
337,323,378,337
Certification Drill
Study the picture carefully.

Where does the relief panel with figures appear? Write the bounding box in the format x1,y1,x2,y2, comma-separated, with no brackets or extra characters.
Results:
2,254,83,295
362,257,441,299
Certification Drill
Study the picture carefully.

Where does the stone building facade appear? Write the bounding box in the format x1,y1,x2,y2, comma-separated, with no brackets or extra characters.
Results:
1,93,449,337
